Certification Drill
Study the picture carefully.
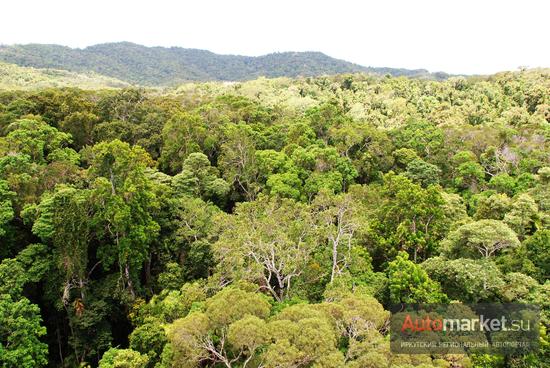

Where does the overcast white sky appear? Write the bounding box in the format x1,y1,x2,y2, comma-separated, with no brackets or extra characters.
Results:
1,0,548,74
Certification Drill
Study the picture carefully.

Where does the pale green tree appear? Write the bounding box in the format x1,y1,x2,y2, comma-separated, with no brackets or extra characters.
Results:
442,219,520,259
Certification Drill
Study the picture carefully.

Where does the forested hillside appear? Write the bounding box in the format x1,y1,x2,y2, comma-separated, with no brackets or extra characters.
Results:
0,70,549,368
0,62,129,89
0,42,449,85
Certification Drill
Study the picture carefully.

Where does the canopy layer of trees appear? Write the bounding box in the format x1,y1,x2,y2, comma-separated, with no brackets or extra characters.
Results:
0,69,549,368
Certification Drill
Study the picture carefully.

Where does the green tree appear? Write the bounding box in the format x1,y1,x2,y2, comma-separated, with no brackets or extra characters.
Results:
166,287,271,368
218,123,260,201
87,140,160,298
452,150,485,193
99,348,149,368
2,118,74,164
160,112,212,173
0,180,14,238
387,251,447,304
503,193,539,239
165,195,219,281
403,158,441,187
312,190,362,283
129,321,167,368
171,152,229,204
391,120,444,159
265,172,303,200
0,294,48,368
214,196,316,301
488,172,517,196
423,257,505,302
30,185,92,302
522,230,550,282
442,219,520,259
291,145,357,199
60,111,99,149
368,172,446,263
264,304,343,367
473,192,511,220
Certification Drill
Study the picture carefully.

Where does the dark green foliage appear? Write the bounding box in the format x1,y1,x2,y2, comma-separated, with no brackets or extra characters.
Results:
0,43,449,86
0,69,548,368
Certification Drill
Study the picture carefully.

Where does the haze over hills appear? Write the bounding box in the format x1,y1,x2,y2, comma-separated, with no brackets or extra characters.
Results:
0,42,451,86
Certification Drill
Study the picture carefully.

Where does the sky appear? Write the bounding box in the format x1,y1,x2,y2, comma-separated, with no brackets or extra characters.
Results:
1,0,548,75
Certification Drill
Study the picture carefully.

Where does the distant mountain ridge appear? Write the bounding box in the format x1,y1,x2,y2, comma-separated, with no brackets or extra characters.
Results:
0,42,450,86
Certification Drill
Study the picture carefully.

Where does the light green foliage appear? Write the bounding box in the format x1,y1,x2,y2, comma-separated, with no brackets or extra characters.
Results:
255,149,304,199
442,219,520,259
0,258,26,297
388,251,447,303
499,272,540,302
440,192,469,228
0,294,48,368
132,282,206,325
503,193,539,239
204,287,271,327
0,61,129,89
165,287,271,368
265,171,303,200
129,322,167,368
312,190,364,283
473,192,511,220
393,148,420,168
423,257,506,302
214,196,316,301
163,286,394,368
329,292,389,336
291,144,358,199
218,123,260,201
0,153,41,210
166,196,219,281
265,304,342,367
328,120,394,181
2,118,74,163
0,244,51,297
13,243,51,284
255,149,293,181
0,70,548,367
227,315,269,357
392,120,444,159
488,173,517,196
98,348,149,368
0,247,50,367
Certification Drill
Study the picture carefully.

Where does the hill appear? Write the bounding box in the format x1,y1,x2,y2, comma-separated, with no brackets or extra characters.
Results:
0,61,129,89
0,42,449,85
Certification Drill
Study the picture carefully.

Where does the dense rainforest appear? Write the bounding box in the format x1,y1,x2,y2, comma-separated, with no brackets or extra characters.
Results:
0,70,549,368
0,42,450,85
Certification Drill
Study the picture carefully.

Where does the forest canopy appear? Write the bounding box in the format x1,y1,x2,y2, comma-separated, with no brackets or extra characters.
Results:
0,69,549,368
0,42,449,86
